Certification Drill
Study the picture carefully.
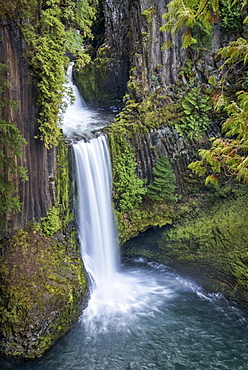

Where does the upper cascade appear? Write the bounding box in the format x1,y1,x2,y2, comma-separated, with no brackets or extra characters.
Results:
61,62,114,139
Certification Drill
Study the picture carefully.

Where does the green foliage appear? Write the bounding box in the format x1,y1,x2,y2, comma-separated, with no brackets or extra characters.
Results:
0,64,28,227
189,39,248,184
141,7,156,24
158,0,248,182
175,86,212,139
160,0,219,49
219,0,247,31
160,0,247,49
40,206,61,236
108,134,147,213
196,91,248,183
147,156,176,202
1,0,96,148
108,89,183,134
217,38,248,70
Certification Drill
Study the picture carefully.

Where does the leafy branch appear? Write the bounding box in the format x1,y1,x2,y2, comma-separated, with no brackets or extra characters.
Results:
160,0,247,49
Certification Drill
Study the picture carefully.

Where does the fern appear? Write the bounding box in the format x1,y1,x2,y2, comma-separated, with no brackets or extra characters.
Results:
147,156,176,202
175,86,212,139
160,0,248,49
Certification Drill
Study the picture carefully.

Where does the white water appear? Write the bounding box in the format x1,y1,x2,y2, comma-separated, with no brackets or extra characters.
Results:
72,136,170,333
61,63,114,138
73,137,118,290
63,63,172,333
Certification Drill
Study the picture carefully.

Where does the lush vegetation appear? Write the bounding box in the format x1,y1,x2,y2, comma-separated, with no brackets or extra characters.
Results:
0,227,87,358
158,185,248,309
175,86,212,139
161,0,248,184
123,185,248,310
161,0,248,49
108,133,146,213
0,0,97,148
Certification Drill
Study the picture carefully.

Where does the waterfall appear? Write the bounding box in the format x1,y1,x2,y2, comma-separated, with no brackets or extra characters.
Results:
61,62,119,294
61,63,166,332
61,62,114,138
73,136,118,291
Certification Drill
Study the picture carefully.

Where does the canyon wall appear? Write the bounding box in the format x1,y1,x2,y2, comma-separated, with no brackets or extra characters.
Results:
79,0,225,106
0,19,57,233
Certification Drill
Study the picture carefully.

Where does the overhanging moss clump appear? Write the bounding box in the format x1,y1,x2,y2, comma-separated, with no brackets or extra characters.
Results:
0,228,87,359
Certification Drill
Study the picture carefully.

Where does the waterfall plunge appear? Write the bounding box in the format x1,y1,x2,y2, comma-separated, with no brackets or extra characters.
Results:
73,137,119,291
62,63,168,333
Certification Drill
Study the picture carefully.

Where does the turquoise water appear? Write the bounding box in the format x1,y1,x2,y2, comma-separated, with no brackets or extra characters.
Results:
2,259,247,370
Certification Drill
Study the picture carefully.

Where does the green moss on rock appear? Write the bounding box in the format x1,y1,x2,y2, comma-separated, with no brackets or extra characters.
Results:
124,186,248,309
74,46,126,108
0,228,87,359
116,201,174,244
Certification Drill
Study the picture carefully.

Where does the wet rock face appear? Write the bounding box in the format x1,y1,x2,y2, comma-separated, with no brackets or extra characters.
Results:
0,20,57,233
127,127,196,194
97,0,185,99
73,0,131,108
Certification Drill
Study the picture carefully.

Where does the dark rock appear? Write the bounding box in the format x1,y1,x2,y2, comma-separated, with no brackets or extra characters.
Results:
0,20,57,233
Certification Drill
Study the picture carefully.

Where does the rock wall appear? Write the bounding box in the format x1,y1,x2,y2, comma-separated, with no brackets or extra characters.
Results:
81,0,233,107
127,124,219,194
0,19,57,233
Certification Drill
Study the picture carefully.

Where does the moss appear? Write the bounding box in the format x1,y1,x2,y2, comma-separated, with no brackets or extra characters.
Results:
154,185,248,310
0,229,87,359
122,183,248,310
108,133,147,213
116,199,174,244
0,139,87,359
141,7,156,25
74,46,125,108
